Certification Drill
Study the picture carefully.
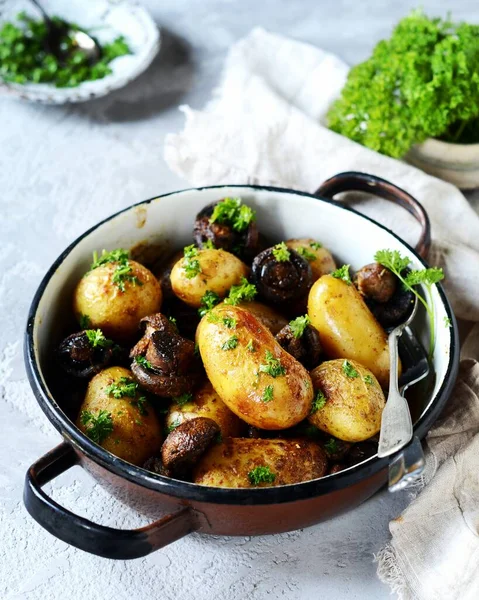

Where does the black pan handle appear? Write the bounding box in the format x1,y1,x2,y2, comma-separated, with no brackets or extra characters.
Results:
315,171,431,259
24,443,198,559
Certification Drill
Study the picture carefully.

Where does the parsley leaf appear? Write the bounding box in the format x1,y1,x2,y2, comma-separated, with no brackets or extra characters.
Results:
105,377,138,399
272,242,291,262
89,248,130,271
248,465,276,485
289,315,311,339
262,384,274,403
80,410,114,444
364,374,374,385
246,339,255,352
130,395,148,416
209,197,256,233
222,335,239,350
85,329,113,349
310,241,322,250
135,355,152,370
88,248,140,292
202,239,216,249
79,313,91,329
222,316,237,329
165,419,181,435
296,246,317,261
342,360,359,378
311,389,327,413
224,277,257,305
259,350,286,378
168,316,178,328
183,244,202,279
331,264,352,285
198,290,221,317
174,392,193,406
324,438,338,454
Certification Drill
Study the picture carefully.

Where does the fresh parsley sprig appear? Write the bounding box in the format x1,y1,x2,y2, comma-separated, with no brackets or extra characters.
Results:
183,245,202,279
80,410,114,444
248,465,276,485
85,329,113,349
311,389,327,413
210,197,256,233
224,277,257,305
174,392,193,406
222,335,239,351
331,264,352,285
135,355,152,370
296,246,317,261
105,377,138,399
374,249,444,358
259,351,286,378
198,290,221,317
289,315,311,339
272,242,291,262
342,360,359,378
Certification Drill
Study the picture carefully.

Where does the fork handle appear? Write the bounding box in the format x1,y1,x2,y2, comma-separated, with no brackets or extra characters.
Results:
377,329,413,458
315,172,431,259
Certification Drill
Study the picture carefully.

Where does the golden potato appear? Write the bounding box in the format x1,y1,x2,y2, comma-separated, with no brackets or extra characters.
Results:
234,300,288,335
171,248,249,308
308,274,397,387
166,379,244,437
73,260,162,340
77,366,162,465
194,438,328,488
308,359,385,442
196,305,313,429
286,238,336,281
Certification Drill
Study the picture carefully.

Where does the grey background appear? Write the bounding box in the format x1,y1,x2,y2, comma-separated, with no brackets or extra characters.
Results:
1,1,478,599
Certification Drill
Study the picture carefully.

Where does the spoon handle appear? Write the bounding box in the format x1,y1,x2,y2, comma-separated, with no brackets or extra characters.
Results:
378,328,413,458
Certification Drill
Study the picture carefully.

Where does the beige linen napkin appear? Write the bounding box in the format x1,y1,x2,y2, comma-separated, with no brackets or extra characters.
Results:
165,28,479,600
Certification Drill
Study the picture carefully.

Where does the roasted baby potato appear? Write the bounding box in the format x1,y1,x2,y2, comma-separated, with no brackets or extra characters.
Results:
194,438,328,487
308,274,398,387
196,305,313,429
286,238,336,281
170,248,249,308
73,260,162,340
166,379,244,437
76,366,162,465
235,300,288,335
308,359,385,442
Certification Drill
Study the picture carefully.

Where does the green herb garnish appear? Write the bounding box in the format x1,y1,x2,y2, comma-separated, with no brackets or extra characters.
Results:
259,350,286,378
203,239,216,249
364,374,374,385
324,438,338,454
80,410,114,444
272,242,291,262
296,246,317,261
444,317,452,328
130,396,148,416
331,264,352,285
262,385,274,403
224,277,257,305
246,339,255,352
310,241,322,250
289,315,311,339
85,329,113,349
89,249,129,271
221,335,239,351
210,197,256,233
168,316,178,328
0,13,130,88
374,249,444,358
174,392,193,406
198,290,221,317
183,244,202,279
248,465,276,485
342,360,359,378
135,355,152,370
165,419,181,435
311,389,327,413
222,316,237,329
105,377,138,399
88,248,140,292
79,314,91,329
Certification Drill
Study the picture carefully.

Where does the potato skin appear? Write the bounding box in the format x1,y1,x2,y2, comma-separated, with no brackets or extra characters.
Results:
308,274,397,387
166,379,244,437
170,248,249,308
308,359,385,442
234,300,288,335
73,260,162,340
194,438,328,487
286,238,336,281
196,305,313,429
77,366,162,465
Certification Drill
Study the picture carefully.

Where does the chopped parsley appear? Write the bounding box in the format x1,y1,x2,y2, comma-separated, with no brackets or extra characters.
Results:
296,246,317,261
80,410,114,444
88,248,140,292
248,465,276,485
444,316,452,328
246,339,255,352
79,314,91,329
210,197,256,233
272,242,291,262
174,392,193,406
165,419,181,435
168,316,178,328
224,277,257,305
311,389,327,413
85,329,113,349
89,248,130,271
130,396,148,416
259,350,286,378
374,248,445,358
182,244,202,279
262,385,274,403
207,312,220,323
221,335,239,351
364,374,374,385
198,290,221,317
289,315,311,339
135,355,152,370
310,241,322,250
342,360,359,379
203,239,216,249
331,264,352,285
324,438,338,454
223,316,237,329
105,377,138,399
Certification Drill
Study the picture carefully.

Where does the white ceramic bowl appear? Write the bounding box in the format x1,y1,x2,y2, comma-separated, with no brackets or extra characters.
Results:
0,0,159,104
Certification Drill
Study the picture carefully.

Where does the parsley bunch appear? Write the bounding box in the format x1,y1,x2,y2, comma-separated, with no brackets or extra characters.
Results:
327,10,479,156
88,248,141,292
210,197,256,233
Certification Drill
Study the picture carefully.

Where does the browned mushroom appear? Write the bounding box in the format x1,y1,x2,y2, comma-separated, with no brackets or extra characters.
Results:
328,463,346,475
193,199,260,262
251,245,312,305
322,438,352,462
57,331,114,378
275,322,322,369
130,313,202,397
161,417,220,473
142,456,172,477
355,263,414,329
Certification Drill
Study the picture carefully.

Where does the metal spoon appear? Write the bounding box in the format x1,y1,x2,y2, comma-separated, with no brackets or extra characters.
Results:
378,296,418,458
30,0,102,64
